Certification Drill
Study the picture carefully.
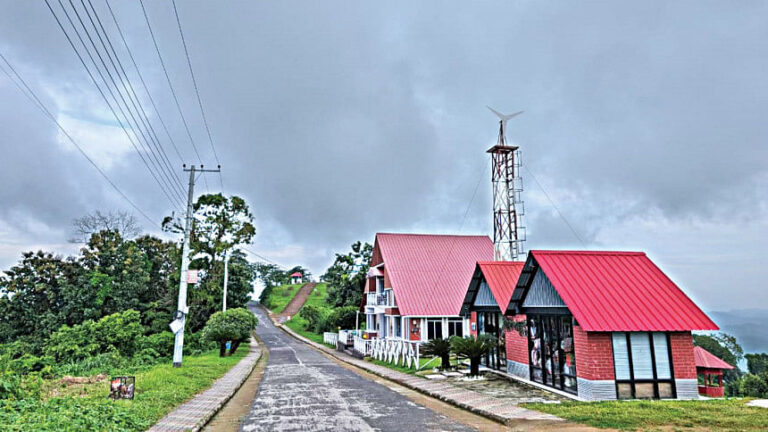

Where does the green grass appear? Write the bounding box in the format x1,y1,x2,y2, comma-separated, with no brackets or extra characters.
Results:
264,283,304,313
285,315,325,345
302,283,327,308
522,398,768,431
0,348,248,431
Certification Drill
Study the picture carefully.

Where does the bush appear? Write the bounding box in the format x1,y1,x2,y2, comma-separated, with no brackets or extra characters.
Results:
139,332,175,358
201,308,258,357
45,310,143,363
300,305,326,331
422,338,452,370
741,373,768,397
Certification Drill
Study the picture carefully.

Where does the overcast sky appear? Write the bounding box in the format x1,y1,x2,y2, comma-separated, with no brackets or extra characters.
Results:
0,1,766,312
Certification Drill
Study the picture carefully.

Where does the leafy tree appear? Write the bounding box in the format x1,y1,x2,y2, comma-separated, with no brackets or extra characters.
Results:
299,304,326,332
746,353,768,375
255,263,287,289
201,308,258,357
451,334,496,377
323,241,372,308
45,310,143,363
422,338,452,370
741,373,768,398
693,333,743,383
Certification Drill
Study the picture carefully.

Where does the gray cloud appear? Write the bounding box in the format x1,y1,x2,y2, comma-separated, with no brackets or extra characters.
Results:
0,1,766,311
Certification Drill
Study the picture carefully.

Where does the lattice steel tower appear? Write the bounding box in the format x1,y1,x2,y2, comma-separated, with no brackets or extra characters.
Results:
486,107,526,261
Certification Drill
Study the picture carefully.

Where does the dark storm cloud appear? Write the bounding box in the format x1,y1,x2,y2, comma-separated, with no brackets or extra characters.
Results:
0,1,766,309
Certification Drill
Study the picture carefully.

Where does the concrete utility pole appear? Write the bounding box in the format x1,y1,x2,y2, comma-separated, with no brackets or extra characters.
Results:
172,164,221,368
222,249,230,312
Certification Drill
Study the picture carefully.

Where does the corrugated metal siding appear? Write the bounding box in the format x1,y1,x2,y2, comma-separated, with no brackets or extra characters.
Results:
531,250,719,332
473,280,498,307
376,233,494,316
522,268,566,307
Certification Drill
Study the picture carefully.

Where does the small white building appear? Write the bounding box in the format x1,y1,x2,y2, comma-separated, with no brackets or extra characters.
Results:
290,272,303,284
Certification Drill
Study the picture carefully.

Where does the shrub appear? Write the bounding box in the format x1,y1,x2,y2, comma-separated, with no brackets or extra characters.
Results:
741,373,768,397
45,310,143,363
139,332,175,358
300,305,326,331
450,334,497,377
422,338,452,370
201,308,258,357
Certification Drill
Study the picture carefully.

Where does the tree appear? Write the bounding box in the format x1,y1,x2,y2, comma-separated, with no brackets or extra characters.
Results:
422,338,452,370
322,241,372,308
746,353,768,375
451,334,496,377
693,333,743,383
69,210,141,243
201,308,258,357
741,373,768,398
255,263,287,289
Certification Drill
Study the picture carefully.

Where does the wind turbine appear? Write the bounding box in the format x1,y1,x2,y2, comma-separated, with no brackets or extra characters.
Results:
487,106,523,144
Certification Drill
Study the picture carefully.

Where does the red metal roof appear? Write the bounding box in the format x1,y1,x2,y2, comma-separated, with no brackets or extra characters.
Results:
529,250,719,332
290,272,303,277
694,346,734,370
477,261,524,310
375,233,493,316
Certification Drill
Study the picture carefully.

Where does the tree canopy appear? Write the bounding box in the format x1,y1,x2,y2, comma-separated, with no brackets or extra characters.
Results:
322,241,372,308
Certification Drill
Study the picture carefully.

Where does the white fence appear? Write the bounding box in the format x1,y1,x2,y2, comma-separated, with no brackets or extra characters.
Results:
353,336,373,356
370,338,421,369
323,332,339,346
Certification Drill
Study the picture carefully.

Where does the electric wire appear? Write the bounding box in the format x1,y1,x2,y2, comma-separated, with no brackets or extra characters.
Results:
56,0,185,207
524,164,587,247
138,0,209,192
45,0,185,211
74,0,185,197
102,0,185,165
0,52,161,230
171,0,223,191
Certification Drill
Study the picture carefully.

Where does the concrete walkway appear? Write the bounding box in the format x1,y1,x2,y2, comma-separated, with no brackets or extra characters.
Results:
269,311,561,425
147,338,262,432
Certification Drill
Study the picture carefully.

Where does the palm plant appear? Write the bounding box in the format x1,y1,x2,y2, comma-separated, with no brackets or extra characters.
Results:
422,338,452,370
450,334,497,377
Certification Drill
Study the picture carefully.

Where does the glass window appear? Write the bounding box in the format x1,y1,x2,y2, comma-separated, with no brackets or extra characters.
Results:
427,319,442,340
447,319,463,337
630,333,653,379
612,333,631,380
653,333,671,379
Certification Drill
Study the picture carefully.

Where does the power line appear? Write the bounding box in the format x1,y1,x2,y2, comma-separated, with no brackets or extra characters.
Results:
138,0,210,192
524,164,587,246
171,0,223,190
46,0,185,210
73,0,185,197
241,245,286,270
0,51,161,229
102,0,185,165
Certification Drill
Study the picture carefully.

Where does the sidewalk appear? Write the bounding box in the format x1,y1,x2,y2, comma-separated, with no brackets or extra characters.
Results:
273,316,561,425
147,337,262,432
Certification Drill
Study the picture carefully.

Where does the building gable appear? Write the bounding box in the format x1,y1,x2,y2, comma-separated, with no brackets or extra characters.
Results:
522,268,566,308
473,280,498,307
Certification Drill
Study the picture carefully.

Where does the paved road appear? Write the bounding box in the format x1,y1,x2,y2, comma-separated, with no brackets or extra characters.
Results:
241,306,474,432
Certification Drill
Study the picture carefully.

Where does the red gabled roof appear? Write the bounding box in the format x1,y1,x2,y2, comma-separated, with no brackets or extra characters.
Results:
477,261,524,309
375,233,493,316
694,346,734,370
529,250,718,332
290,272,303,277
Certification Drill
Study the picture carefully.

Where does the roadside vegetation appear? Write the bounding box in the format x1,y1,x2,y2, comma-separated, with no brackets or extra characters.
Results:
523,398,768,431
0,195,262,430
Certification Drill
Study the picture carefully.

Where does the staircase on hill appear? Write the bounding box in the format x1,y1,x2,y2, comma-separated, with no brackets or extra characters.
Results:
279,282,318,322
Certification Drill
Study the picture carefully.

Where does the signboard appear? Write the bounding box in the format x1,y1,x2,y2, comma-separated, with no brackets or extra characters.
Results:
187,269,199,284
109,376,135,400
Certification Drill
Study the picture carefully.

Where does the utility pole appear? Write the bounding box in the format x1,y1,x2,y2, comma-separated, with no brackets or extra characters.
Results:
222,249,230,312
172,164,220,368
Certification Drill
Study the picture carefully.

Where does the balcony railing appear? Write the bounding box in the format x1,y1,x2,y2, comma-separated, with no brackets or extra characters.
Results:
366,292,394,307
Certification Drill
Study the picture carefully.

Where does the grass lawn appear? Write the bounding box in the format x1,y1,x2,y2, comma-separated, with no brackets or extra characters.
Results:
264,283,303,313
302,283,327,308
0,348,248,431
522,398,768,431
285,315,325,345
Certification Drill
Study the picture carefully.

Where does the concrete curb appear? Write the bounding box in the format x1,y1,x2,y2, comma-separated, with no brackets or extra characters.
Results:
147,337,263,432
270,311,560,425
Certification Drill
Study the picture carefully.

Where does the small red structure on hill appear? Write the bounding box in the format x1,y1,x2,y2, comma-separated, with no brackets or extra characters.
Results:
694,346,733,397
290,272,303,284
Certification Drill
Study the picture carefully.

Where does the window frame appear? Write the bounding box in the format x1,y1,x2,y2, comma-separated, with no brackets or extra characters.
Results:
612,332,677,400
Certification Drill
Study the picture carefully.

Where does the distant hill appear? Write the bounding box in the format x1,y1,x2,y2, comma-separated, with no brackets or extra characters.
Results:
708,309,768,354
